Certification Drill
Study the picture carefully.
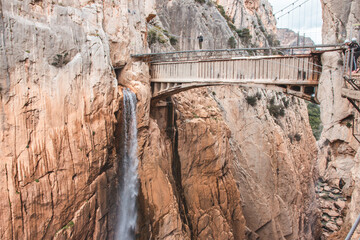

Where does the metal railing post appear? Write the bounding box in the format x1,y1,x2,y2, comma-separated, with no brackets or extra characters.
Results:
345,50,349,76
345,214,360,240
350,48,355,79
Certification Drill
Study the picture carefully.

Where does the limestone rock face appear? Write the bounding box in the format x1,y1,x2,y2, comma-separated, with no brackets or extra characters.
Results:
206,87,319,239
146,0,277,52
277,28,315,47
217,0,277,47
0,0,149,239
136,1,320,238
319,0,360,238
139,86,319,239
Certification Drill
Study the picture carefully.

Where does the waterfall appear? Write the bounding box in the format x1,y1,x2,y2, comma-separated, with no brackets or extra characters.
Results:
115,89,138,240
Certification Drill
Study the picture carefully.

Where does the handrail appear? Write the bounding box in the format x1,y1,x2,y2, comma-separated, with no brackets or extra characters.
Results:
345,214,360,240
131,44,344,59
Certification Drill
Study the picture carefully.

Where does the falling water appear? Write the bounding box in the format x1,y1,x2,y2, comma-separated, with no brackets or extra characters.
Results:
115,89,138,240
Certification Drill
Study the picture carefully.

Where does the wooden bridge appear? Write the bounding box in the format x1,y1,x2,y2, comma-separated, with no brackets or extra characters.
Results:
131,45,360,142
132,45,342,104
150,54,321,103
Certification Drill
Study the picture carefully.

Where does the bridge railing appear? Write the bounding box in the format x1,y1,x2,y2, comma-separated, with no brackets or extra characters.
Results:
132,44,344,63
142,45,345,103
151,55,321,84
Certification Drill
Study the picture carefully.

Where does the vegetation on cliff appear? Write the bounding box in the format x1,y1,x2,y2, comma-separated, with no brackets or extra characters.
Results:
307,102,322,140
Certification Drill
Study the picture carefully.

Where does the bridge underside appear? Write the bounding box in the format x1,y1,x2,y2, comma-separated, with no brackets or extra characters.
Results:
151,81,319,104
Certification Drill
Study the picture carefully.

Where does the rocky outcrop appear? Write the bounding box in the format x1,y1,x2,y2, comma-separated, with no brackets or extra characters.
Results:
146,0,278,52
318,0,360,238
139,91,248,239
316,179,347,237
217,0,277,47
207,87,319,239
277,28,315,47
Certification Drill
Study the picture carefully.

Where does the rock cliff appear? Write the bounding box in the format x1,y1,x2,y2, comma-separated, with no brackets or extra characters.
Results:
277,28,315,47
318,0,360,238
138,0,320,239
0,0,321,239
0,0,149,239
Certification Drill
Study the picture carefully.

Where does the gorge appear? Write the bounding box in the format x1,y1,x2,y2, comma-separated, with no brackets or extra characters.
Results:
0,0,360,240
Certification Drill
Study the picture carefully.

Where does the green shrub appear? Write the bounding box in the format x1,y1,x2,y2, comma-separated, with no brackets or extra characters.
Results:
256,92,262,100
346,122,352,128
267,99,285,118
282,97,290,108
246,95,257,107
307,102,322,140
195,0,206,4
147,29,157,45
269,96,275,105
147,29,167,46
60,221,74,231
158,36,166,44
228,36,236,49
294,133,301,141
266,33,280,47
228,22,236,31
169,36,178,46
236,28,252,43
256,13,267,35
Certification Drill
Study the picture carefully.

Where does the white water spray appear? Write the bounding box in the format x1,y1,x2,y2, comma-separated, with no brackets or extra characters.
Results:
115,89,138,240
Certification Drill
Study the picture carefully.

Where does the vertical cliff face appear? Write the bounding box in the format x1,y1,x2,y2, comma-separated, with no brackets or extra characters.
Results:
137,0,320,239
318,0,360,238
0,0,321,239
217,0,277,47
169,87,319,239
0,0,149,239
145,0,277,52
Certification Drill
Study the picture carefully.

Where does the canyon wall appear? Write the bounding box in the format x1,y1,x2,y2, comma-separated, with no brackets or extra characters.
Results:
0,0,150,239
0,0,321,239
138,0,320,239
318,0,360,238
277,28,315,47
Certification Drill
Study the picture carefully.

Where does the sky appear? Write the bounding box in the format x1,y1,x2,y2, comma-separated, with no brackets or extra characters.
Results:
268,0,323,44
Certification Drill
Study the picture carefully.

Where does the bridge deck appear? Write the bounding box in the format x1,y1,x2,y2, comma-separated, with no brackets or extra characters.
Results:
150,54,321,103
